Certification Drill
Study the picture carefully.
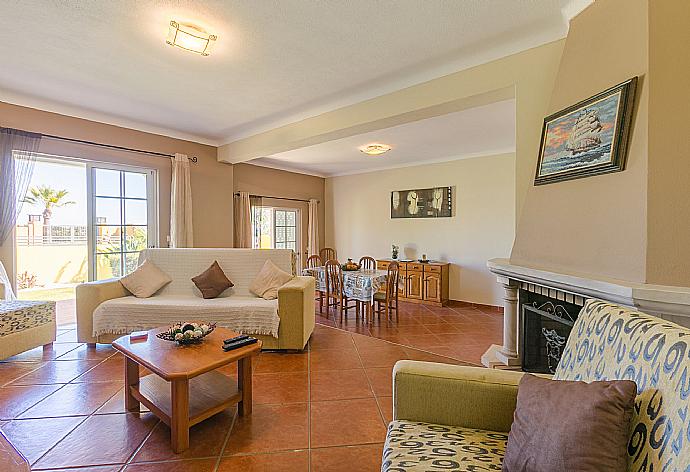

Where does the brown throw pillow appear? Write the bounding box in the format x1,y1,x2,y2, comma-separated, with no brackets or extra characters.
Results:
192,261,233,299
503,374,636,472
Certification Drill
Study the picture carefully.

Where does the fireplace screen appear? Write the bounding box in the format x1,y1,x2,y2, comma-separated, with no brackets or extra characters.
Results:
521,301,577,374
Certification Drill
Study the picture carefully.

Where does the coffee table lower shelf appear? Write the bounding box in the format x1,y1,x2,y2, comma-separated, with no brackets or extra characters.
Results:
129,371,241,451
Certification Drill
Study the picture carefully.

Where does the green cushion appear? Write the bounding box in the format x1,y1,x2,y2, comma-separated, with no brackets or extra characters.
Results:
382,420,507,471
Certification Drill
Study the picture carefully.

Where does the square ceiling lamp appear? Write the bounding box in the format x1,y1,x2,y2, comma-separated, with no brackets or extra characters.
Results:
166,20,216,56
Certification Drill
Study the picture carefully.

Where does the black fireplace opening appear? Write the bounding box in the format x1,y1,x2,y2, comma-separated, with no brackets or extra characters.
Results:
520,290,581,374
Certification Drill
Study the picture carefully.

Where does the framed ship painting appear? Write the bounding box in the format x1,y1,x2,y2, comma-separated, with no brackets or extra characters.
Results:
534,77,637,185
391,187,452,218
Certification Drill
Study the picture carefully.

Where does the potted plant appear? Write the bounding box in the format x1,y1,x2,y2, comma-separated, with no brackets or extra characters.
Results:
391,244,399,260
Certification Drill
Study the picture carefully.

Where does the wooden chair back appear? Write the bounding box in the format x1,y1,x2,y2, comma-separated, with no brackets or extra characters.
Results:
359,256,376,270
320,247,337,263
324,259,343,297
306,254,322,269
386,261,400,301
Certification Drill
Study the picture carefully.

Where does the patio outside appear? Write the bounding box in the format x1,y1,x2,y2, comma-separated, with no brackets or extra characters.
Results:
15,157,86,326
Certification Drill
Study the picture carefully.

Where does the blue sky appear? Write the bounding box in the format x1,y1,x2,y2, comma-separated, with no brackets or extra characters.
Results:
18,157,148,227
19,158,87,226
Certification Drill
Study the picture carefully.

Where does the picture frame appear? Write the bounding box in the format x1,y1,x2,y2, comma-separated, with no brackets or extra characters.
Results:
390,186,452,218
534,77,637,185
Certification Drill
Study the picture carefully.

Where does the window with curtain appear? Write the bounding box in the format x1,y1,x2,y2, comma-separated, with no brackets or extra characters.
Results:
251,205,301,267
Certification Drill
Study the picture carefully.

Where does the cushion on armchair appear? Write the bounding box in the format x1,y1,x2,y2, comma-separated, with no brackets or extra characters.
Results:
382,421,508,471
503,374,636,472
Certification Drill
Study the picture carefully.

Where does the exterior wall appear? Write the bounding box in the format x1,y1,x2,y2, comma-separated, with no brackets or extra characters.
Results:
16,245,88,286
326,153,515,306
233,163,326,263
510,0,649,282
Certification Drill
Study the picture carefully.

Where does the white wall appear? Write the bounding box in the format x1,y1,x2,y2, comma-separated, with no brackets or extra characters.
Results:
325,153,515,306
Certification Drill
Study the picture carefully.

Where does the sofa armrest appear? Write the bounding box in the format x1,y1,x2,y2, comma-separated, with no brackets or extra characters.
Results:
76,279,130,343
276,276,315,349
393,360,525,432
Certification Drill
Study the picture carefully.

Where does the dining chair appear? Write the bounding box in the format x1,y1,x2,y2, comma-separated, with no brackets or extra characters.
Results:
374,261,400,321
325,259,358,322
306,255,324,312
359,256,376,270
306,254,322,269
320,247,337,263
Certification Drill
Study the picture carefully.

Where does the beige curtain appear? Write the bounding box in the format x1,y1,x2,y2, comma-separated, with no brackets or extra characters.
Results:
308,198,319,256
170,153,193,248
234,191,252,248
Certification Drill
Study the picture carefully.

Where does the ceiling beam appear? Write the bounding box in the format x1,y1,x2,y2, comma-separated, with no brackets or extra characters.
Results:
217,84,515,165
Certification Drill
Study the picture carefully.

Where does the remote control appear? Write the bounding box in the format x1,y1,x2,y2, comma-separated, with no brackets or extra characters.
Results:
223,337,258,351
224,334,249,344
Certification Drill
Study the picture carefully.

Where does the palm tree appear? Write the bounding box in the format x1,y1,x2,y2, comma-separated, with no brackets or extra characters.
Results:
23,185,76,226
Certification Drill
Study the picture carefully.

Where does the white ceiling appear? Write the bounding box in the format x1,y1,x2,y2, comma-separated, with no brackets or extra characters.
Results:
0,1,588,146
251,99,516,177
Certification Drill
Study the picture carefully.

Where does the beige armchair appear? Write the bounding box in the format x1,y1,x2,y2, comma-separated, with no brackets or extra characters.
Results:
393,361,523,432
383,361,524,471
385,300,690,471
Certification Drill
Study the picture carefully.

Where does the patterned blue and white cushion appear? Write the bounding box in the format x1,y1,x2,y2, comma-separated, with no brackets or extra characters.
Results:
555,299,690,472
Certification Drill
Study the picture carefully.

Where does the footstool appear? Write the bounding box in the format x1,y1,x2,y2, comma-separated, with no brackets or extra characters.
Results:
0,300,56,360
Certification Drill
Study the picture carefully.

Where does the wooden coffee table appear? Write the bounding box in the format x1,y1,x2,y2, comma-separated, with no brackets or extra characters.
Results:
112,327,261,453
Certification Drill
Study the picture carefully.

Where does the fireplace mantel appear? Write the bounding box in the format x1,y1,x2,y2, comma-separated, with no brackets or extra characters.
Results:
488,258,690,319
482,258,690,369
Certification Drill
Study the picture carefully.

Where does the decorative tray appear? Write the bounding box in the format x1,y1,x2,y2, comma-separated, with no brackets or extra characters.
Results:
157,322,216,345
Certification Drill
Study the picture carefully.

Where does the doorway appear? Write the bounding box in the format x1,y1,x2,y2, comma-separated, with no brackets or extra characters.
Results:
15,154,157,326
89,164,157,281
251,206,301,268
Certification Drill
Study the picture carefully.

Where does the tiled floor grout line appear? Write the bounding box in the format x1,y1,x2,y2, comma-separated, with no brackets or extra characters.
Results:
351,335,388,426
28,413,92,469
307,340,312,472
0,304,499,470
315,305,500,366
5,382,71,420
320,323,483,368
111,411,160,469
212,407,239,472
25,349,150,471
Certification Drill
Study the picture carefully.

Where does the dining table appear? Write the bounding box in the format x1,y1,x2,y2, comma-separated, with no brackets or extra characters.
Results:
302,266,388,323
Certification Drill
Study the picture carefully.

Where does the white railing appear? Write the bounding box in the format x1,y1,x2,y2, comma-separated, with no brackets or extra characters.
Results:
16,225,88,246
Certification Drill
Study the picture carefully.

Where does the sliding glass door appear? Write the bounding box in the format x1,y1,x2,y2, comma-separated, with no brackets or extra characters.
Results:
87,163,157,280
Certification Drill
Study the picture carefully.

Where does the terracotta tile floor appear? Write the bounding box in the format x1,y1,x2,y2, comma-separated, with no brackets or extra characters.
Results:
315,300,503,365
0,301,500,471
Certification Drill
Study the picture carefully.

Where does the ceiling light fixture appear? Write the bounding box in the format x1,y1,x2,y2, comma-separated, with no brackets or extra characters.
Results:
359,143,392,156
166,20,217,56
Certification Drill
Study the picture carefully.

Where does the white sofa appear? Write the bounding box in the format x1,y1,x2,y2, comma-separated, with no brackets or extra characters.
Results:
76,248,315,350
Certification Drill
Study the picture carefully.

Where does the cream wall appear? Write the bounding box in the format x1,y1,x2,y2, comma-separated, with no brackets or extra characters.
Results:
511,0,649,282
220,40,563,222
646,0,690,286
325,153,515,306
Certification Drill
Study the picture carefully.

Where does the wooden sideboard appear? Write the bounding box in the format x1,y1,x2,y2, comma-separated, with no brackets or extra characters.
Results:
377,259,450,307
